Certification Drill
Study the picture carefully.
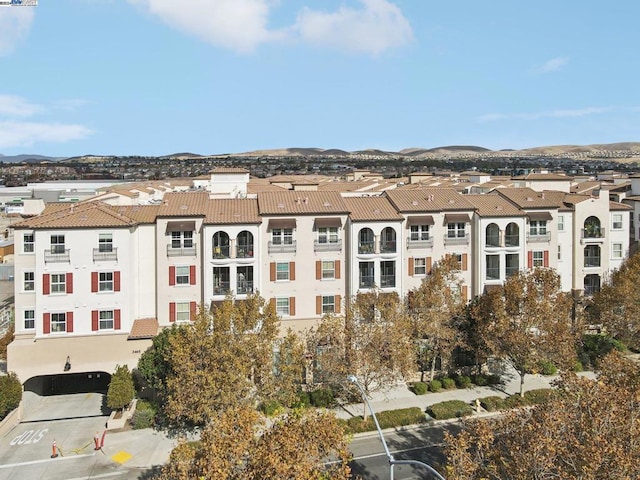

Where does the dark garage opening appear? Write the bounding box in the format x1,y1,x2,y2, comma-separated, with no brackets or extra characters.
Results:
24,372,111,396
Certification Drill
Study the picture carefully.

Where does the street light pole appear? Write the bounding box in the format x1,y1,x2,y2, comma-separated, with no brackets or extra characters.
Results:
347,375,446,480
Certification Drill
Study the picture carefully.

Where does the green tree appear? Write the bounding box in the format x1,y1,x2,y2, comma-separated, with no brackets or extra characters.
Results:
107,364,135,411
137,324,179,400
0,321,14,361
472,268,577,396
0,372,22,419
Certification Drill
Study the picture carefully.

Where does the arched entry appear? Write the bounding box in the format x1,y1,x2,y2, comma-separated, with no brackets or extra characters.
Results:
23,371,111,396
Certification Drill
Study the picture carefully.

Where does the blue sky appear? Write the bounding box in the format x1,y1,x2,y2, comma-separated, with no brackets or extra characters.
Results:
0,0,639,157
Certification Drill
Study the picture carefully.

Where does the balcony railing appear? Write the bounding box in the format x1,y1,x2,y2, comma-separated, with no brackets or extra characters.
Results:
380,241,397,254
236,245,254,258
584,256,601,268
506,266,519,277
213,281,231,295
407,237,434,249
268,240,296,254
314,239,342,252
359,276,375,288
486,269,500,280
380,275,396,288
358,241,375,254
237,280,254,295
505,234,520,247
167,243,197,257
444,233,470,246
527,232,551,243
213,245,230,259
584,285,601,296
581,228,605,244
93,247,118,262
44,248,70,263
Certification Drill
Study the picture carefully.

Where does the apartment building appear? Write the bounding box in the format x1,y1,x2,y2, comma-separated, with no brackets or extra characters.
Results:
7,181,632,390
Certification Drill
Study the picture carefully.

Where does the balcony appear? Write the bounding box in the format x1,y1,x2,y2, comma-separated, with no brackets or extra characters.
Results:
44,248,70,263
380,275,396,288
359,276,374,289
504,234,520,247
236,245,254,258
213,245,230,259
584,256,601,268
93,247,118,262
444,233,470,246
167,243,197,257
314,239,342,252
213,281,231,296
407,237,434,249
581,227,605,244
380,241,397,254
237,280,254,295
268,240,296,254
527,232,551,243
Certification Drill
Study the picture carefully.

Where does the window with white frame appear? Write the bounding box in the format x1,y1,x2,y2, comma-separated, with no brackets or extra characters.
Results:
558,245,562,260
321,261,335,279
50,235,65,254
98,233,113,252
51,313,66,333
612,242,623,259
175,302,191,322
171,231,193,248
529,221,547,236
317,227,339,244
533,251,544,267
276,297,290,316
486,255,500,280
99,272,113,292
23,271,34,291
99,310,114,330
612,214,623,230
447,223,466,238
557,215,564,231
276,262,290,281
23,233,34,253
322,295,335,313
410,225,430,241
176,266,190,285
51,274,66,293
414,258,427,275
272,228,293,245
24,310,35,330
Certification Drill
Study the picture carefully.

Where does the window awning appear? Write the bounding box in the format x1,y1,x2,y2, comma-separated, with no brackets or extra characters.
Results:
267,218,296,231
166,220,196,233
527,211,553,221
406,215,434,227
444,213,471,224
313,217,342,230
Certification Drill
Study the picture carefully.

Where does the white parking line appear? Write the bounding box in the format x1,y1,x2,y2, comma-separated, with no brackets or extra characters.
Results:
67,472,125,480
0,451,97,469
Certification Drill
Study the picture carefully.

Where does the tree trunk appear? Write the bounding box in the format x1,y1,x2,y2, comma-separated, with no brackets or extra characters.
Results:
430,357,437,382
519,369,525,397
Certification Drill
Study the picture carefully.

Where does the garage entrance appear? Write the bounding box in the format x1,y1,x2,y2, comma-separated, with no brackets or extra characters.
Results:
24,372,111,396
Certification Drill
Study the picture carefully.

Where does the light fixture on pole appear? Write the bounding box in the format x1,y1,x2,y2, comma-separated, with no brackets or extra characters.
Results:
347,374,446,480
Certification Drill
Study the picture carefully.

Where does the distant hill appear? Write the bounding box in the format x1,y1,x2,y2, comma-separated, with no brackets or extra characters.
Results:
0,153,64,163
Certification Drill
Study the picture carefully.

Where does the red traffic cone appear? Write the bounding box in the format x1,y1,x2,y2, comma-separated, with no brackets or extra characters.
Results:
51,440,59,458
94,432,100,450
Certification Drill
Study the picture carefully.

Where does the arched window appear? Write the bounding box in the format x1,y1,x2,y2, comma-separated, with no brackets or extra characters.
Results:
505,222,519,247
358,228,374,254
212,231,230,258
583,216,602,238
236,231,254,258
486,223,500,247
380,227,397,253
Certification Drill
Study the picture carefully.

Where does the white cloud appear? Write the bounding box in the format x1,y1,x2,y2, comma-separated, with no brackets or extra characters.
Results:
0,121,94,149
532,56,569,74
0,94,42,117
129,0,412,55
479,107,611,122
294,0,413,55
0,8,34,56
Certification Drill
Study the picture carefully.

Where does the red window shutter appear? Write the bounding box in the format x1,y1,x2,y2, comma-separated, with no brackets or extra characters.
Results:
92,311,99,331
67,312,74,333
270,262,276,282
426,257,432,275
169,302,176,322
316,296,322,315
335,260,341,279
190,301,197,319
66,273,73,294
270,298,276,310
335,295,342,314
527,251,533,268
114,310,121,330
114,271,121,292
289,297,296,316
189,265,196,285
43,313,50,334
462,254,468,271
543,250,549,267
289,262,295,281
408,257,414,276
91,272,98,292
43,273,50,295
461,286,468,301
316,261,321,280
169,266,176,286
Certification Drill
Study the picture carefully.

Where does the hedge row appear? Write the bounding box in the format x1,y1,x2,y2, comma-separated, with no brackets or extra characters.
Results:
479,388,555,412
340,407,427,434
411,373,501,395
427,400,473,420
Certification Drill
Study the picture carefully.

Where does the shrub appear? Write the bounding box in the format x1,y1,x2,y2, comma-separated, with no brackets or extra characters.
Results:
258,400,283,416
427,400,473,420
455,375,471,389
487,374,502,385
293,391,311,408
539,361,558,376
107,364,135,411
428,379,442,392
471,374,488,386
0,372,22,419
441,378,456,390
131,409,155,429
412,382,428,395
341,407,426,434
479,396,505,412
504,394,527,409
573,360,584,372
581,334,627,368
309,387,335,408
523,388,554,405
